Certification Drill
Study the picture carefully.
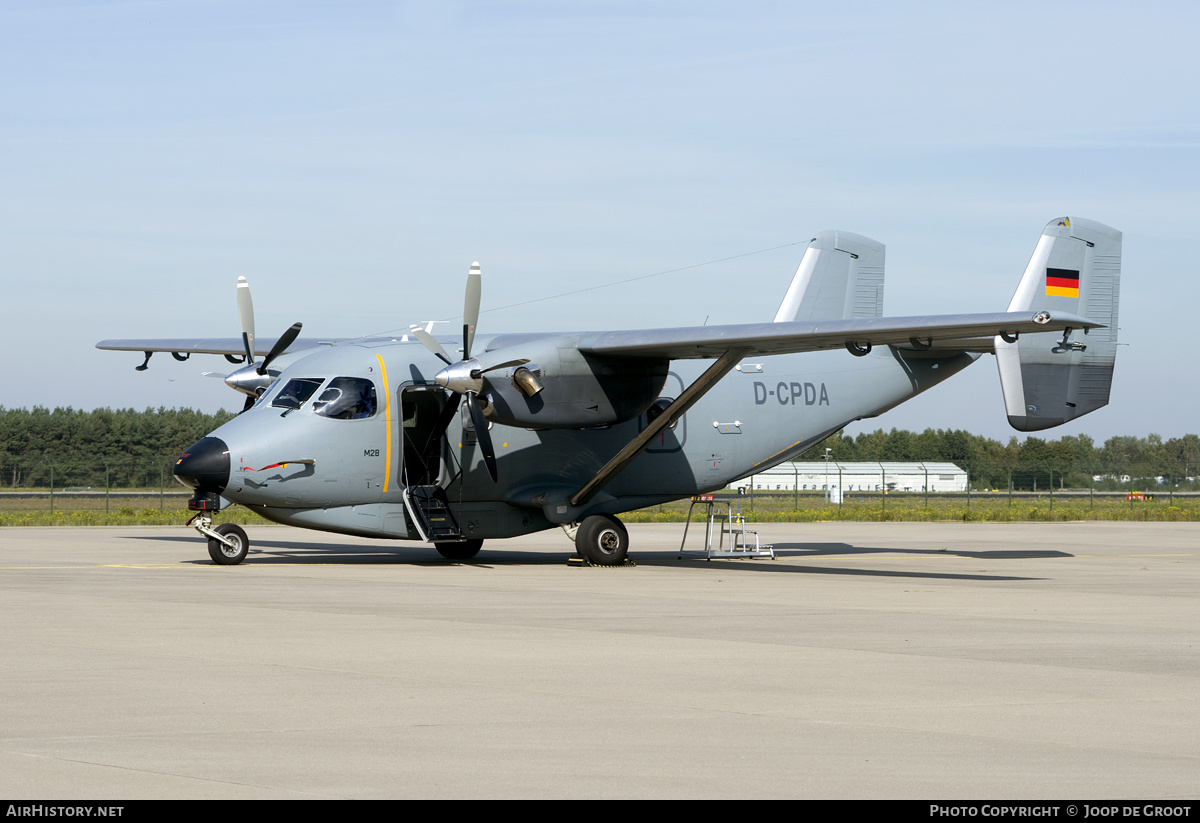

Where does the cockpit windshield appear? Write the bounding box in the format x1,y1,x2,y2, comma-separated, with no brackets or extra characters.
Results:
271,378,324,410
312,377,378,420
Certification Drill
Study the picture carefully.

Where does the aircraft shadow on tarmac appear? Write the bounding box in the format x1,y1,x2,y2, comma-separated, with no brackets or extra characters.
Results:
707,542,1071,581
128,534,570,567
127,534,1054,580
772,542,1072,560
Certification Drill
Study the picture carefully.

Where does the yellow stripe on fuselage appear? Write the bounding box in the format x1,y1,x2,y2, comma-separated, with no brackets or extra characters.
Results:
376,354,392,493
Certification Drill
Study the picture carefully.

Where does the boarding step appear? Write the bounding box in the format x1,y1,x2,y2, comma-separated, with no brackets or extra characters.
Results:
403,485,463,542
678,495,774,560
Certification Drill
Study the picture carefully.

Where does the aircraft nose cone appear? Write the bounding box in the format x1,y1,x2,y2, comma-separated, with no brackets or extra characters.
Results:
173,437,230,494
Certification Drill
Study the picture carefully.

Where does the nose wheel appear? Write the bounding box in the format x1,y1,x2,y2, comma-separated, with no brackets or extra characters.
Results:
207,523,249,565
191,512,250,565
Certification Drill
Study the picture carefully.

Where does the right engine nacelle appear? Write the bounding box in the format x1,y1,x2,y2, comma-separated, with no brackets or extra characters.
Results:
479,337,668,430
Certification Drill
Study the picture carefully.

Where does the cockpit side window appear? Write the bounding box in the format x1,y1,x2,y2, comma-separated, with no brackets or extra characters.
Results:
271,378,324,410
312,377,378,420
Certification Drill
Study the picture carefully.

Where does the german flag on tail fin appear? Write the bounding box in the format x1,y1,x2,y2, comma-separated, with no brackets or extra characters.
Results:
1045,267,1080,297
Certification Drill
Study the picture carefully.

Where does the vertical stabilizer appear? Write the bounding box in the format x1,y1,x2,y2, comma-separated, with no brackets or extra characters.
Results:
773,231,885,322
996,217,1121,431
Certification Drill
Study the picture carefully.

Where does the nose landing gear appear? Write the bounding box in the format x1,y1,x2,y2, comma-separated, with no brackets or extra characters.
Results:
188,509,250,565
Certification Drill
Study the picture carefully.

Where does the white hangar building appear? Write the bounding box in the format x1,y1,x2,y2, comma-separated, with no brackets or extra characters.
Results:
729,461,969,495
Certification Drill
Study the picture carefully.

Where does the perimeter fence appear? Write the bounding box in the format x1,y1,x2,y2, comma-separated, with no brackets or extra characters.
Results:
0,456,184,518
3,458,1200,522
642,460,1200,523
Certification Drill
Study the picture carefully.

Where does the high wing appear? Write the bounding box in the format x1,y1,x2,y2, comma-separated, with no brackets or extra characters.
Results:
574,310,1098,360
488,308,1100,511
95,336,349,356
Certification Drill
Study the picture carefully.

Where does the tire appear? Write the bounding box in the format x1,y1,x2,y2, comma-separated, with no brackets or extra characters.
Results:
435,539,483,560
575,514,628,566
208,523,249,565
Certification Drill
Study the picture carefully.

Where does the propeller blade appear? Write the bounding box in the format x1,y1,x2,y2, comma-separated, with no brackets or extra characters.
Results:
242,394,256,413
407,261,498,480
472,358,530,378
465,392,497,482
257,322,302,374
237,276,255,364
463,262,481,359
409,325,453,365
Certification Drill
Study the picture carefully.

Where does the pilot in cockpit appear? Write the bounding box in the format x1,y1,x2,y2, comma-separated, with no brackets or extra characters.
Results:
312,377,377,420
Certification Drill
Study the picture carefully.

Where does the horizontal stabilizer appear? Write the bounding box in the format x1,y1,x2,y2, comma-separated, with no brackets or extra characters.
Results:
996,217,1121,431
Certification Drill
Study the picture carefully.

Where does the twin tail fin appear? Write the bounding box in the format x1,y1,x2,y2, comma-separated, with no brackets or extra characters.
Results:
773,230,885,323
996,217,1121,431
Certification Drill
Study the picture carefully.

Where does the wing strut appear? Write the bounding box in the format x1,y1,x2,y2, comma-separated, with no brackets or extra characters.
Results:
569,349,747,508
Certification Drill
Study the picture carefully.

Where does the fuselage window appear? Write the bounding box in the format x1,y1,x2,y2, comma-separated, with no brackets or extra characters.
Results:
271,378,324,410
313,377,378,420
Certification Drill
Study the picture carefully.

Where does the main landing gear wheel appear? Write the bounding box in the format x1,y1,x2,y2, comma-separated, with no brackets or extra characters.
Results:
575,514,629,566
207,523,249,565
435,539,483,560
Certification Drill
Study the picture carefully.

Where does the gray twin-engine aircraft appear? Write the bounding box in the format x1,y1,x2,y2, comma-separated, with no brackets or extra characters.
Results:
98,216,1121,566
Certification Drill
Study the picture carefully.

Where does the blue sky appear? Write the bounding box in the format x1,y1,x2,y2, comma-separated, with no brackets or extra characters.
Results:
3,0,1196,443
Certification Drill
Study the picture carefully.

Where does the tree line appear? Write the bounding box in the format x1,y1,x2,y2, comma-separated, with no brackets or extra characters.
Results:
0,406,235,488
1,406,1197,491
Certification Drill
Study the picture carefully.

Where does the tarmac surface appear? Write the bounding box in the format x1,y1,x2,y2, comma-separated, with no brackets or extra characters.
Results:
1,521,1197,799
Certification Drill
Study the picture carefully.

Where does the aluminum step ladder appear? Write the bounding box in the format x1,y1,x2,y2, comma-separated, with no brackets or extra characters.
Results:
678,495,774,560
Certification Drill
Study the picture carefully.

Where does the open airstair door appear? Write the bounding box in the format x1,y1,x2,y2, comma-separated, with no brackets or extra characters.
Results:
399,384,464,542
